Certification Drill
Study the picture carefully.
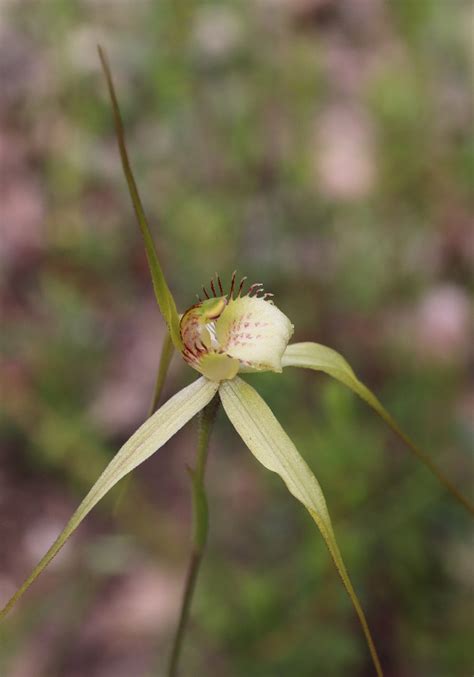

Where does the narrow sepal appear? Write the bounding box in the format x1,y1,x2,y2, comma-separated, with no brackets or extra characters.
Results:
219,377,383,677
1,377,218,618
98,46,182,349
282,342,473,515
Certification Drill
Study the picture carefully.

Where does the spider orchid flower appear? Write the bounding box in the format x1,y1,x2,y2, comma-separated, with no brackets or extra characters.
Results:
2,48,472,677
180,273,293,380
2,274,471,677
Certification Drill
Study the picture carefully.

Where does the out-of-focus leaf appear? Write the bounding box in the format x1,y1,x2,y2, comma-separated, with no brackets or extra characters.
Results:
282,342,473,515
98,46,182,350
219,377,383,677
0,377,218,619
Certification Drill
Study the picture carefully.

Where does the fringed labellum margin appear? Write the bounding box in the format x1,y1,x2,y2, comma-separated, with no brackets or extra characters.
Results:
180,273,294,382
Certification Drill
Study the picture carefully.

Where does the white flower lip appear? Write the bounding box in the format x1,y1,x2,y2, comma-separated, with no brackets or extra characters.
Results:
180,275,294,381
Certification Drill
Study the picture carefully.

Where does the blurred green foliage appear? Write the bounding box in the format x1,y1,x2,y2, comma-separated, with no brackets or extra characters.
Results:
1,0,472,675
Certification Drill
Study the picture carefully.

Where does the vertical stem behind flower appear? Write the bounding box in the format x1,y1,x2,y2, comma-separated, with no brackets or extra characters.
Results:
114,333,175,516
167,395,220,677
149,332,175,416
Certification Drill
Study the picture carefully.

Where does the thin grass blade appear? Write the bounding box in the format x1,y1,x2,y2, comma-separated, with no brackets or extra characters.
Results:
1,377,218,618
219,377,383,677
282,342,473,515
98,45,182,349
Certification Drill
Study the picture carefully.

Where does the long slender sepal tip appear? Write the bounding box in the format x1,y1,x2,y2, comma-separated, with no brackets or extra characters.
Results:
282,342,474,517
97,45,182,350
0,378,219,619
219,377,383,676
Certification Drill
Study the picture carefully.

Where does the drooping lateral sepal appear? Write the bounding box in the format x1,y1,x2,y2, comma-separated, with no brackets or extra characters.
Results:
282,342,474,515
219,377,383,677
0,377,219,618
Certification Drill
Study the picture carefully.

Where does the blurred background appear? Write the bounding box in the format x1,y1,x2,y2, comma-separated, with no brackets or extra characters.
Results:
1,0,473,675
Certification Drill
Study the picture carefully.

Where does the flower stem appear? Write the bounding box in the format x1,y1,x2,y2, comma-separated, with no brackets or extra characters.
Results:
113,333,174,517
167,395,220,677
149,332,175,417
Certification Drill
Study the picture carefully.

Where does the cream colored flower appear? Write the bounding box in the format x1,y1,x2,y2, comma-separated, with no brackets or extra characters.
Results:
180,274,294,381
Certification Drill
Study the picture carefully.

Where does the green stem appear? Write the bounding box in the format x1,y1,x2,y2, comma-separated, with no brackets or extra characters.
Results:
149,332,175,416
167,396,220,677
113,334,173,517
